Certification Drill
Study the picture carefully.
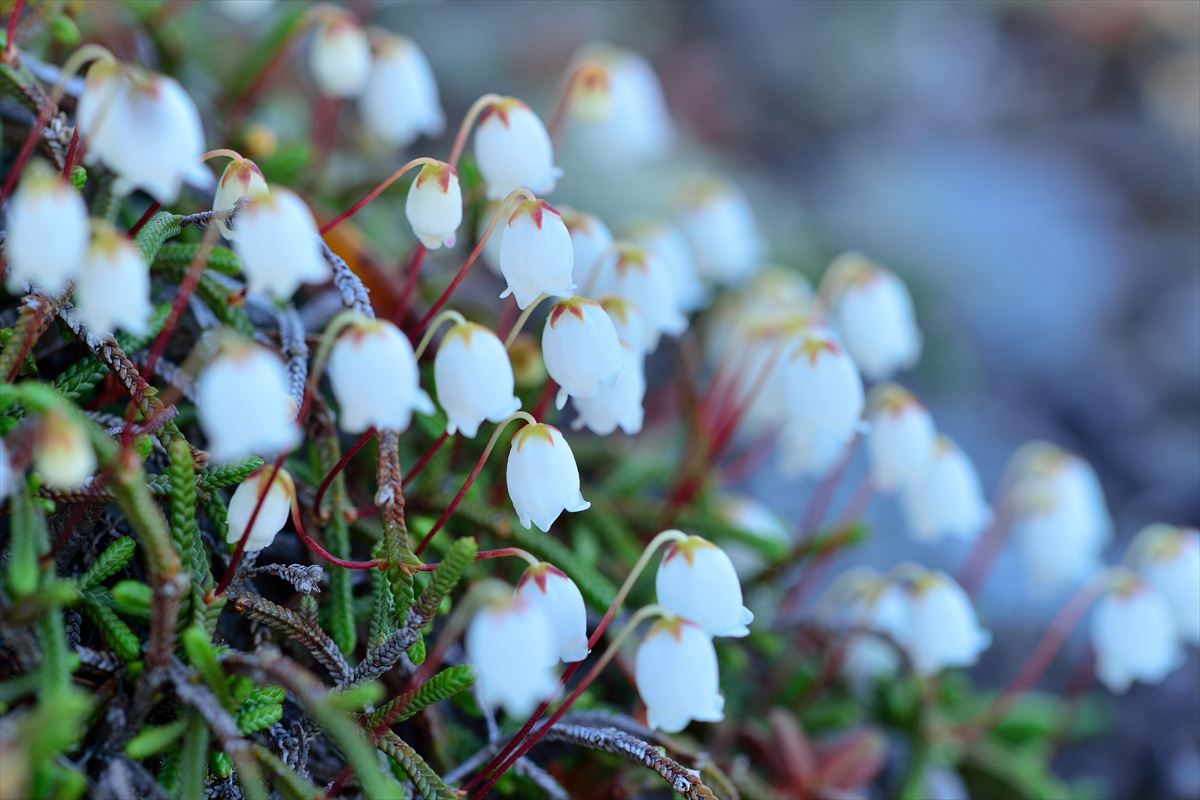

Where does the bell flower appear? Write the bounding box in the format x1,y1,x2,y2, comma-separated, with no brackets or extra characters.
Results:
34,409,96,490
635,617,724,733
433,322,520,438
777,331,864,478
197,340,300,463
498,199,575,309
328,317,433,434
541,297,623,410
1091,571,1182,693
1128,524,1200,646
865,384,937,493
405,161,462,250
361,32,444,147
212,157,267,239
467,594,558,717
656,534,753,637
570,343,645,436
74,223,152,337
598,296,647,355
594,245,687,352
309,12,371,98
565,46,673,163
821,570,910,690
226,468,296,552
506,422,590,532
901,436,990,543
4,160,89,295
677,178,763,286
515,563,589,663
628,218,707,312
234,189,330,300
473,97,561,200
559,207,614,290
896,567,991,676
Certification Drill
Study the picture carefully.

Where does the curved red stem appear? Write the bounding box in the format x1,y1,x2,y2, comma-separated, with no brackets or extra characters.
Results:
312,427,375,519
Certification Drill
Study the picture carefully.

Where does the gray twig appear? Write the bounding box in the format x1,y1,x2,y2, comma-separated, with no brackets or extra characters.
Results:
276,305,308,410
228,591,350,683
320,242,373,317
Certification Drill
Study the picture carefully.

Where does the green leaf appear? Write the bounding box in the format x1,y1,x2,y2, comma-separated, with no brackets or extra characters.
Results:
133,211,183,264
8,483,48,597
182,626,236,711
154,241,242,276
177,714,210,800
111,580,153,618
82,589,142,662
367,664,474,728
371,728,455,800
79,536,136,589
236,688,284,735
413,536,477,623
125,719,189,760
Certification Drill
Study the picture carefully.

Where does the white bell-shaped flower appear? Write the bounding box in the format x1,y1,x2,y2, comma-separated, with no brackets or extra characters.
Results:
655,533,753,637
727,321,798,439
565,46,674,163
309,12,371,98
571,343,645,436
405,161,462,250
515,563,589,663
480,199,506,277
233,189,330,300
77,61,205,203
1128,524,1200,646
777,331,864,478
1005,443,1112,589
473,97,561,200
226,468,296,552
433,322,520,438
34,409,95,490
704,269,816,366
506,422,590,532
597,296,647,356
901,436,990,543
821,570,910,690
896,567,990,676
865,384,937,493
466,594,558,717
196,340,301,463
1091,571,1182,693
4,160,88,295
677,178,763,286
559,207,614,290
74,223,151,337
594,245,687,351
498,199,575,309
635,617,724,733
716,494,791,578
819,252,922,381
629,219,707,312
541,297,623,410
360,31,444,147
212,157,267,239
328,317,433,434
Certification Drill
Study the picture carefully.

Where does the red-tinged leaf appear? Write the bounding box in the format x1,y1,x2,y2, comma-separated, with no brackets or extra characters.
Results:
770,709,817,791
813,727,887,791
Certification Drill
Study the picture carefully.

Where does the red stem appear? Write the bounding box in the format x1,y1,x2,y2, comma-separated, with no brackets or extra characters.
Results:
795,437,857,539
393,245,427,323
291,502,382,570
531,379,557,421
410,233,491,335
60,128,79,178
412,439,496,556
210,457,286,600
0,97,54,206
413,547,534,572
313,427,375,519
128,202,162,237
2,0,23,63
401,430,450,488
957,509,1011,600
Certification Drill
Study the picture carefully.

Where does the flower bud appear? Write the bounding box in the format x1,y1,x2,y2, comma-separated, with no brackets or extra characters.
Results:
559,207,614,290
677,178,763,286
865,384,937,493
628,218,707,312
1127,524,1200,645
473,97,561,200
541,297,623,410
819,253,922,381
569,63,613,121
467,594,558,717
309,12,371,98
234,189,330,300
900,435,990,543
498,200,575,309
433,322,520,438
594,245,687,352
896,567,990,676
778,331,864,478
74,223,152,337
656,534,753,638
570,344,645,436
515,563,589,663
565,47,673,162
597,296,647,356
34,409,95,490
405,162,462,250
4,160,88,295
635,617,724,733
506,423,590,532
1091,571,1181,692
196,340,301,463
361,32,445,147
328,317,433,434
226,468,296,552
212,157,267,239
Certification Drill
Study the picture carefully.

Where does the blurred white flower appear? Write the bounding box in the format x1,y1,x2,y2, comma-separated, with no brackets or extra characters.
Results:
226,468,296,552
405,161,462,250
433,322,520,438
34,409,95,490
778,331,864,478
571,344,644,436
361,32,444,147
593,245,687,352
474,98,560,200
212,157,267,239
597,296,647,356
628,218,707,312
4,160,88,296
635,617,724,733
566,46,673,162
865,383,937,493
309,12,371,98
656,534,753,638
234,189,330,300
821,569,910,690
901,435,990,543
499,199,575,309
1128,524,1200,646
820,252,922,381
467,594,558,717
541,297,623,410
897,567,990,676
677,178,763,286
196,340,300,463
506,422,590,532
515,563,589,663
559,207,614,291
1091,571,1182,693
328,318,433,434
74,223,151,337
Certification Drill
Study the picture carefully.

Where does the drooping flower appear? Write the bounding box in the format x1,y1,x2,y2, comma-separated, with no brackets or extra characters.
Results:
212,157,267,239
592,244,687,352
564,46,674,163
467,594,558,717
677,178,763,286
360,31,445,147
635,616,724,733
309,11,371,98
498,199,575,309
656,533,753,637
196,339,301,463
628,218,707,312
570,343,645,436
74,223,152,337
34,408,95,490
4,160,89,295
895,567,990,676
515,563,589,663
597,296,647,356
405,161,462,250
506,422,590,532
778,330,864,478
541,297,623,410
433,322,520,438
327,317,433,434
900,435,990,543
1091,571,1182,693
473,97,561,200
226,468,296,552
233,189,330,300
1127,524,1200,646
865,383,937,493
821,569,910,691
559,207,614,290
